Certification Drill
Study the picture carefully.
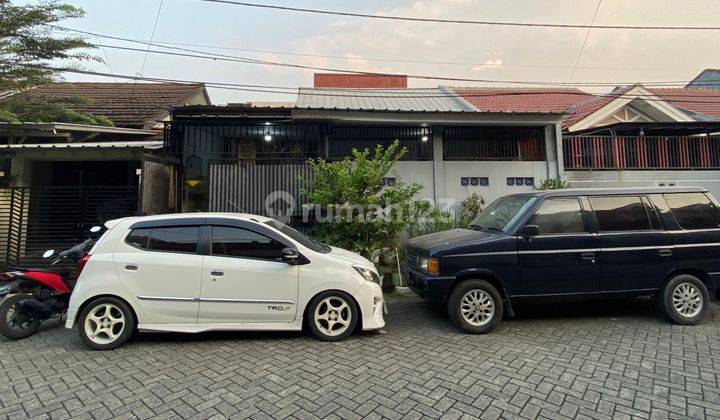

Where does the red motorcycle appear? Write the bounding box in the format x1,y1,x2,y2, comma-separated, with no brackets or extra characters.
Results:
0,226,100,340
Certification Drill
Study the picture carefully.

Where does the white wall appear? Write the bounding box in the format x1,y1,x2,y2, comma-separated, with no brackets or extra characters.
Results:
443,161,549,206
566,170,720,199
390,160,550,208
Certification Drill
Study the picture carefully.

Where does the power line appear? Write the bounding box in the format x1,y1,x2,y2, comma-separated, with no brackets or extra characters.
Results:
88,42,709,88
53,25,707,73
568,0,602,83
195,0,720,31
31,66,720,104
138,0,164,76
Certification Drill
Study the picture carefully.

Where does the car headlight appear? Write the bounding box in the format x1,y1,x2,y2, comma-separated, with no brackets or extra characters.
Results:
352,264,381,284
418,257,439,274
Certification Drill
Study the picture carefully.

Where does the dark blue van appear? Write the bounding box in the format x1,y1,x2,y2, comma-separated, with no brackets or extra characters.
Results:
405,187,720,333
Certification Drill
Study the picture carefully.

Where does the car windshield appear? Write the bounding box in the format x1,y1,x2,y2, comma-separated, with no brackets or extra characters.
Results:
264,220,331,253
468,195,536,233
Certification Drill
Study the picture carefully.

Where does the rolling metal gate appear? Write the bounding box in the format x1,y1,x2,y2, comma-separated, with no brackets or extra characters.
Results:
0,186,138,268
208,162,313,216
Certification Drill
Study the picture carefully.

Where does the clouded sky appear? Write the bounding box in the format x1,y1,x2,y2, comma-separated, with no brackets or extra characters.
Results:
34,0,720,104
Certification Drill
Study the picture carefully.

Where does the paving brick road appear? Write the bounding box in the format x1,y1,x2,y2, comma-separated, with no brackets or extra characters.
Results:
1,294,720,419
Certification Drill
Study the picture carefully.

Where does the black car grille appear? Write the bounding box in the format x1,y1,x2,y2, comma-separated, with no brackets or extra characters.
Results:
405,250,418,271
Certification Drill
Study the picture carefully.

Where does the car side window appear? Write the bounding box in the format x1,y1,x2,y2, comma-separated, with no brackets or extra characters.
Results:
211,226,286,260
126,228,150,249
526,198,585,234
589,196,651,232
148,227,199,253
664,193,720,229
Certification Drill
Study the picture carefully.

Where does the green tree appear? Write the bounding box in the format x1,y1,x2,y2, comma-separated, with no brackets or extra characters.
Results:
301,141,423,257
0,0,109,125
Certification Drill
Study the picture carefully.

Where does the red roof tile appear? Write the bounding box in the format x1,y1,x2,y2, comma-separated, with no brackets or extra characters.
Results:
649,87,720,120
450,87,593,114
22,82,208,128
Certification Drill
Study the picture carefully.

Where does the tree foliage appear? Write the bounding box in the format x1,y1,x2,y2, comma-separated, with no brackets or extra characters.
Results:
301,141,423,257
0,0,108,125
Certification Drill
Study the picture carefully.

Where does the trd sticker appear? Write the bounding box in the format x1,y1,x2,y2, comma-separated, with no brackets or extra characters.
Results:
267,305,292,311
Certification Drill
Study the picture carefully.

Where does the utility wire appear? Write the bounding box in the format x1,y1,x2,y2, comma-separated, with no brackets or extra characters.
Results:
568,0,602,82
30,65,720,104
89,42,710,88
53,26,704,73
195,0,720,31
138,0,164,76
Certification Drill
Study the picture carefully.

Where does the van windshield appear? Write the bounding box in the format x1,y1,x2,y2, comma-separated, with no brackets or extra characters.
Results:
264,220,331,253
468,195,536,233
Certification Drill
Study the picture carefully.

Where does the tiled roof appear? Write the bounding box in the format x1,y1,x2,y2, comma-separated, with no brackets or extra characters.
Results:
296,87,477,112
649,87,720,120
449,87,593,114
20,82,208,128
561,85,636,130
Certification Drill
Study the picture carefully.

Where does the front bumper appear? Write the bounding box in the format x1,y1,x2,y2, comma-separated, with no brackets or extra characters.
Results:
356,281,385,330
405,268,455,303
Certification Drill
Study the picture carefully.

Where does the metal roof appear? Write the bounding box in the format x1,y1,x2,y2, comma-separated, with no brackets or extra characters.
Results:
295,87,477,113
0,141,163,150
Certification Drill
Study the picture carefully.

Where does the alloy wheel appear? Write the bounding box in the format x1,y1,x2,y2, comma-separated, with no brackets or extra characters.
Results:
672,282,703,318
313,296,352,337
460,289,495,327
84,303,126,345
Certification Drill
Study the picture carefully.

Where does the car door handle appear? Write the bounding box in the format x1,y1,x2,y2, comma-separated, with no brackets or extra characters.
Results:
125,264,138,271
210,270,224,276
659,248,673,257
580,252,596,263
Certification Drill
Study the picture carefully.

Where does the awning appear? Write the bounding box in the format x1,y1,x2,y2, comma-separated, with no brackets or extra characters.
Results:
0,141,163,150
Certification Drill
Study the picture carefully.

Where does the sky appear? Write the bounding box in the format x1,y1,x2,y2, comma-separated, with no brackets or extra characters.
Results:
29,0,720,104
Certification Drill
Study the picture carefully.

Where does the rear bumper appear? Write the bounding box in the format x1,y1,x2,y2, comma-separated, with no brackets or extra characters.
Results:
406,268,455,303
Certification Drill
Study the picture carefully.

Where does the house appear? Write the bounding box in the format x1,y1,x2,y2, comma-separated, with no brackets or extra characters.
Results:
557,83,720,197
0,82,210,267
164,77,569,216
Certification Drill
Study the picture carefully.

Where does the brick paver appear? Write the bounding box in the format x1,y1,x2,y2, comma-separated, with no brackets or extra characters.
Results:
1,294,719,419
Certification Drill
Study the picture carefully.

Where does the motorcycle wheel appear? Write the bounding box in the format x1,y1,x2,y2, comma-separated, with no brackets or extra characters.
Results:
0,294,41,340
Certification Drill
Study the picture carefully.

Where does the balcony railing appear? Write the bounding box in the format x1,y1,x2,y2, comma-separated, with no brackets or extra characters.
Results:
563,135,720,170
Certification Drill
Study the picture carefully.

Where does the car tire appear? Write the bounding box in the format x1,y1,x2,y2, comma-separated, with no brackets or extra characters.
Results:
658,274,710,325
0,294,41,340
447,279,504,334
78,297,135,350
307,290,359,342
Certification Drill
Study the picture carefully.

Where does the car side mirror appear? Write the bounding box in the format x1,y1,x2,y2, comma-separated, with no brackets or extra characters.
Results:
522,224,540,237
281,247,299,264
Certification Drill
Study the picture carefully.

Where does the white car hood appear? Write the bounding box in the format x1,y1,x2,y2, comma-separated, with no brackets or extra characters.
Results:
328,246,377,271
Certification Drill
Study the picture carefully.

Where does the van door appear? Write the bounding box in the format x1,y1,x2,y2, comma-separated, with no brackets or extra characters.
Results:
517,197,600,295
198,225,299,323
589,195,673,291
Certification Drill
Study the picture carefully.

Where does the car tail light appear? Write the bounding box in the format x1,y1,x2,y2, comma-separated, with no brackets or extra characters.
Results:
75,254,91,278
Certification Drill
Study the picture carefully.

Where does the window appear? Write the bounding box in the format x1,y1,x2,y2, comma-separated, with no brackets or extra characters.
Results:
469,195,536,233
148,227,199,253
665,193,720,229
526,198,585,234
126,228,150,249
211,226,286,260
589,196,651,231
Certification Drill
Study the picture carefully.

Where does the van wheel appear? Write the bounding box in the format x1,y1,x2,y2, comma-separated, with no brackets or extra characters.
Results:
78,297,135,350
448,279,503,334
307,291,358,342
658,274,709,325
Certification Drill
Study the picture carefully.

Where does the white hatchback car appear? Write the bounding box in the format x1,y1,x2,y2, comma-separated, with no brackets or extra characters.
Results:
65,213,385,350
